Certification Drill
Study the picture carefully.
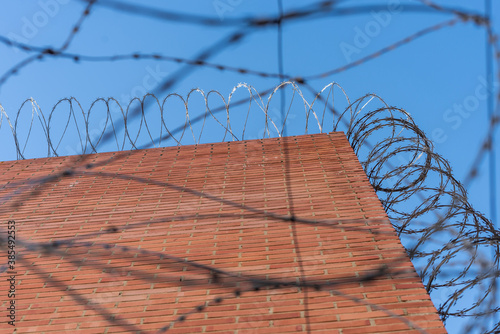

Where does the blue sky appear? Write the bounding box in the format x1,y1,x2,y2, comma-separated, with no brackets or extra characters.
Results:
0,0,498,332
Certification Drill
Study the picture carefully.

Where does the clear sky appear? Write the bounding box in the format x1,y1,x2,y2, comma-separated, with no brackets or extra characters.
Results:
0,1,498,332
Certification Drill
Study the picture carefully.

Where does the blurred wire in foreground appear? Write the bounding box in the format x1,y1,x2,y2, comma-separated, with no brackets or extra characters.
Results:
0,82,499,332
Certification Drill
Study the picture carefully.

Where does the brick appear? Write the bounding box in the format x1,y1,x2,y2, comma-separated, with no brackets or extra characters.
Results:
0,133,445,333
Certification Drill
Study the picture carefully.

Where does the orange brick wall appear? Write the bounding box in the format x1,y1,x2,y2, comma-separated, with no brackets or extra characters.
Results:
0,132,446,333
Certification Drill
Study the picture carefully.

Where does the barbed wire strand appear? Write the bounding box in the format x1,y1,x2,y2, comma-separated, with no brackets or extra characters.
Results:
1,0,500,332
1,82,499,332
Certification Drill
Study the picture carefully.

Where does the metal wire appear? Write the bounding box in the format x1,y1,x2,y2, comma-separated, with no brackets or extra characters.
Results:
0,82,499,332
1,0,500,332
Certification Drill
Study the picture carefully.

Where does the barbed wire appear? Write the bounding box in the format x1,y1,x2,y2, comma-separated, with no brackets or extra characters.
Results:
76,0,469,27
0,82,499,332
0,1,488,93
0,0,97,88
0,16,463,87
1,0,499,332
